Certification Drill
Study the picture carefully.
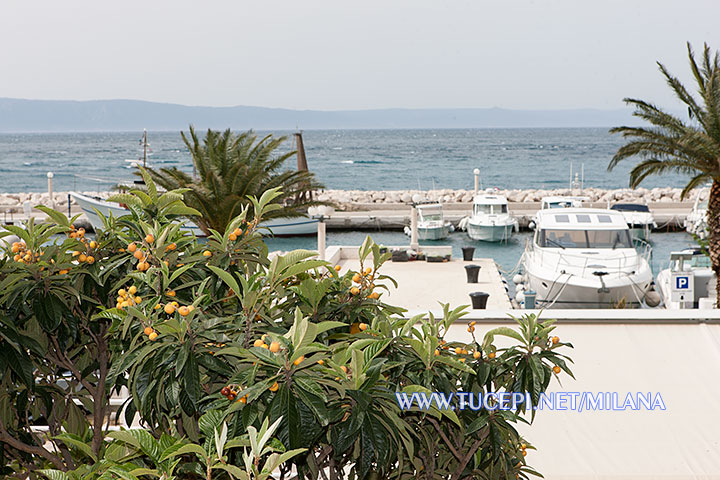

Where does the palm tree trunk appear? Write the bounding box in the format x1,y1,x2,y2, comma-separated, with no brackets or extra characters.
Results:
707,180,720,307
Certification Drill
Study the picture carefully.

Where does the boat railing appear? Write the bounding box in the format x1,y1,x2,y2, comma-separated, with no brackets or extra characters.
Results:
527,237,652,277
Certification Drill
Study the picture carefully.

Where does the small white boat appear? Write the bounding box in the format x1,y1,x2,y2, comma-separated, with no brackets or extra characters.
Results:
462,194,518,242
404,203,453,240
521,208,654,308
609,203,656,241
685,195,708,239
70,192,318,237
656,248,716,309
528,196,590,230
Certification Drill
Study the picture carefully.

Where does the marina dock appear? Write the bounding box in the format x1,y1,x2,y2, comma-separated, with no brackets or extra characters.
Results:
328,245,512,310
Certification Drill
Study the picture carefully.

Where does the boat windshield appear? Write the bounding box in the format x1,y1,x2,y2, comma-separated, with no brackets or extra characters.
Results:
474,204,507,214
545,201,573,209
537,229,633,249
691,255,711,268
421,213,443,222
611,204,650,212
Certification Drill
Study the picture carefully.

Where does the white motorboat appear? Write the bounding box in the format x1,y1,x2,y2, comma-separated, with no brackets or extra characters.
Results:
685,195,708,239
404,203,453,240
656,248,716,309
609,203,656,241
528,196,589,230
70,192,318,237
462,194,518,242
521,208,653,308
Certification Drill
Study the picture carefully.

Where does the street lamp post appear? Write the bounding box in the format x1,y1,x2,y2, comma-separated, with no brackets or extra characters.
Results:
409,193,422,252
47,172,54,210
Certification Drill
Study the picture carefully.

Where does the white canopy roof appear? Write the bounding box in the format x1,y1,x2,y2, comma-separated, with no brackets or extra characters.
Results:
536,208,629,230
473,194,509,205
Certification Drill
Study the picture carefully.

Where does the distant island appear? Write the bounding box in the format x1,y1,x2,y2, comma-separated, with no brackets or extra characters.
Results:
0,97,643,132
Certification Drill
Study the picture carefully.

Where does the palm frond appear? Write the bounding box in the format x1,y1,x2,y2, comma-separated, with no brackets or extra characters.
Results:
147,127,328,235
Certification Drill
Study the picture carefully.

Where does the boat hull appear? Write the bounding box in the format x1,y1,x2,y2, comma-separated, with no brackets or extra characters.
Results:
466,222,515,242
70,192,318,237
629,225,651,242
418,225,450,241
525,268,653,309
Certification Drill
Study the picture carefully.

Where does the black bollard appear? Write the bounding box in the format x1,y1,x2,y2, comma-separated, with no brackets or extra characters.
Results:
464,264,481,283
469,292,490,309
461,246,475,261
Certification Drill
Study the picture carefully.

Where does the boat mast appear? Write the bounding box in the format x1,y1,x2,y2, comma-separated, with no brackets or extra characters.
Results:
293,131,313,202
141,129,148,168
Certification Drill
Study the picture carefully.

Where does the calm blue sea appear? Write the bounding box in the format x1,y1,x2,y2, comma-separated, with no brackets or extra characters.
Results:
0,128,688,193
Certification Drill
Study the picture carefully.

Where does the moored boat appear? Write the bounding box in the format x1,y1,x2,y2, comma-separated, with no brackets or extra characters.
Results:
610,203,656,241
685,194,708,239
404,203,453,240
462,194,518,242
521,208,653,308
70,192,318,237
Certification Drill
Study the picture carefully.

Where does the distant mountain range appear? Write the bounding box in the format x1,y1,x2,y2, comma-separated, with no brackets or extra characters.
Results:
0,98,643,132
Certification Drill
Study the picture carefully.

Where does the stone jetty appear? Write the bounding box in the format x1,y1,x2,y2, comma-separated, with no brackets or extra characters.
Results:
0,187,705,213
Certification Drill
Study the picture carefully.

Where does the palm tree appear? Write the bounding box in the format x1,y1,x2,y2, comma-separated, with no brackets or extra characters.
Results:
146,126,327,235
608,42,720,305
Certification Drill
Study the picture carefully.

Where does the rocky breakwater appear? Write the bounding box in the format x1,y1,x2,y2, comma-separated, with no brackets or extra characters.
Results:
315,186,706,208
0,191,114,213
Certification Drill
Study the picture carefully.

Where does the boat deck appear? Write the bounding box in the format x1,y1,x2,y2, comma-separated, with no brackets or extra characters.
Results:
334,251,512,311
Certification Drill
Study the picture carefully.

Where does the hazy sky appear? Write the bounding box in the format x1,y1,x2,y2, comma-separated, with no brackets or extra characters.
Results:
1,0,718,111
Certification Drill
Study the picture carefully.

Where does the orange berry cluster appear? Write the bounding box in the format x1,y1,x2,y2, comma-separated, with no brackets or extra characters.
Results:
252,335,281,353
156,301,194,316
435,341,486,362
116,285,142,309
220,385,248,403
126,239,153,271
143,325,158,341
228,224,250,242
11,242,44,264
350,267,379,299
69,226,97,264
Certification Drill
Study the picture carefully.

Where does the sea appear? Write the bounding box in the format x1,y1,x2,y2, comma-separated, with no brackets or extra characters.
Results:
0,128,698,275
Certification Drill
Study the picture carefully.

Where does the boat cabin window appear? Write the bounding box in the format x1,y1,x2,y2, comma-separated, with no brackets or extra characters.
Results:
474,204,507,215
420,212,442,222
537,229,633,248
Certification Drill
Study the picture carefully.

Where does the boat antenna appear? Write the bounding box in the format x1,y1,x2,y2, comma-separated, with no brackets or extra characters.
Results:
569,161,573,190
581,163,584,191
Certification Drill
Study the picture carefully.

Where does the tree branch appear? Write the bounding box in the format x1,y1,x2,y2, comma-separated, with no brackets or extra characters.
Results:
0,417,65,471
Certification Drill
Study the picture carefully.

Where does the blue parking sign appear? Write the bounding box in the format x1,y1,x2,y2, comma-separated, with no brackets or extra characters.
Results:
670,272,694,303
675,276,690,289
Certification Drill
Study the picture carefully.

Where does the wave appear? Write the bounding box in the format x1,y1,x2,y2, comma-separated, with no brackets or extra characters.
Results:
340,160,383,165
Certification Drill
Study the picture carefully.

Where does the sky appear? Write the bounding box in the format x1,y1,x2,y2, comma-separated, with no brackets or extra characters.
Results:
1,0,718,111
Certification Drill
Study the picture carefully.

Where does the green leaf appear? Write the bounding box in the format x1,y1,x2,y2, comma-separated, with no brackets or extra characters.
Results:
37,470,70,480
484,326,525,344
53,433,97,462
207,265,240,297
160,443,207,461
